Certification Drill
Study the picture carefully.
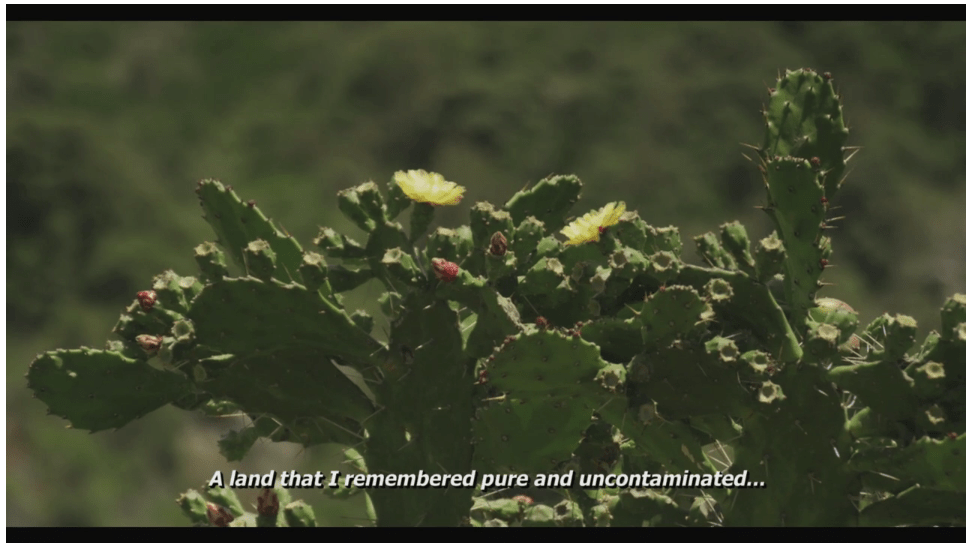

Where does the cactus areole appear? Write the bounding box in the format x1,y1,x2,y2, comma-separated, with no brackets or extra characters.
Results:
25,69,965,527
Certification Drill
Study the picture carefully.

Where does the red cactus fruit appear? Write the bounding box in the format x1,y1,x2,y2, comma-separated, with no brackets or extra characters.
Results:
431,258,459,282
206,503,234,527
137,290,157,312
256,488,279,517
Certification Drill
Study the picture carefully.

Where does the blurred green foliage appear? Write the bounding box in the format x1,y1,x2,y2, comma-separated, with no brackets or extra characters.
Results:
7,21,964,526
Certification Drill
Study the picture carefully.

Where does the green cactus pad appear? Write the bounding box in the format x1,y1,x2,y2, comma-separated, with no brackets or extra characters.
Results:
205,484,247,516
634,285,711,348
327,265,374,293
907,361,947,402
149,270,193,313
26,348,194,432
511,216,545,264
720,221,757,277
313,226,368,260
176,489,211,525
614,211,651,253
194,242,229,282
197,343,376,441
678,266,802,363
858,486,964,527
520,257,567,297
864,313,917,361
385,174,412,220
761,68,848,200
724,365,857,526
470,202,515,247
378,247,422,289
188,276,382,368
408,202,436,244
112,301,181,345
473,395,594,475
283,501,318,527
338,182,386,233
608,488,704,527
939,294,965,342
426,226,474,264
364,219,410,259
351,309,374,335
364,297,475,527
471,497,531,525
599,402,710,473
484,330,613,398
322,448,366,500
631,343,751,419
244,239,277,281
851,434,964,493
828,359,918,420
579,318,643,364
485,251,518,283
298,251,331,295
761,156,829,331
644,225,683,255
217,415,281,461
504,175,582,233
196,179,305,285
754,232,785,283
694,232,736,270
808,298,859,348
467,202,516,276
559,242,609,274
609,247,650,280
645,251,681,284
459,290,523,360
803,323,842,361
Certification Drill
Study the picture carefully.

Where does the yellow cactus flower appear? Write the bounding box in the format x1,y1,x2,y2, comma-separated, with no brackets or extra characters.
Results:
598,201,626,231
393,169,465,206
560,202,626,245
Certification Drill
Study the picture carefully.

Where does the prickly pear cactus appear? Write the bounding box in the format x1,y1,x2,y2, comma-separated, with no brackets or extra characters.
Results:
27,69,964,527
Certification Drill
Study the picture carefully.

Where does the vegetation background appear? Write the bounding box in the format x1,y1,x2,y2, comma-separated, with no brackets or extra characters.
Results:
7,21,965,526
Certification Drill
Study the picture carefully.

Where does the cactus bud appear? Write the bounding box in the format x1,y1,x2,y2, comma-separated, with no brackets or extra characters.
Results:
206,503,234,527
535,316,549,329
489,231,508,257
136,335,163,356
431,258,459,283
136,290,157,312
257,488,280,518
513,495,534,506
